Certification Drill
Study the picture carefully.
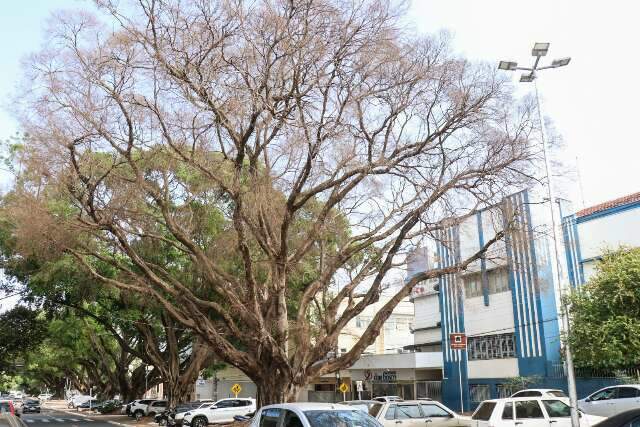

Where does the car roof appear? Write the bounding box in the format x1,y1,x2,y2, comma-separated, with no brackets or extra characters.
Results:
514,389,563,393
479,397,569,403
341,400,379,404
260,403,356,411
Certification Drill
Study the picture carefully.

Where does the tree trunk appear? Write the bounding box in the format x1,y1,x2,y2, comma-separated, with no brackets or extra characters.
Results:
255,376,304,407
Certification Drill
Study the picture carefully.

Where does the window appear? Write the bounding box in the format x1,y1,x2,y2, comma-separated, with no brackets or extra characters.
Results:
394,405,422,419
512,391,542,397
233,400,251,407
470,385,491,403
468,333,516,360
283,410,303,427
304,410,380,427
515,401,544,419
356,316,371,328
590,388,617,401
617,387,640,399
626,416,640,427
421,404,450,418
497,384,517,398
384,406,396,420
502,402,513,420
542,400,571,418
549,391,568,398
216,400,235,408
472,402,496,421
464,273,482,298
464,268,509,298
488,268,509,294
260,408,282,427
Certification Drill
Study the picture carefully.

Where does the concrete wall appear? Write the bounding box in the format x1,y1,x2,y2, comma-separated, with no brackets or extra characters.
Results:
463,291,515,336
578,206,640,262
468,359,518,379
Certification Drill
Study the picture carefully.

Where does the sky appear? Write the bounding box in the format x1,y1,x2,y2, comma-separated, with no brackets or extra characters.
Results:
0,0,638,210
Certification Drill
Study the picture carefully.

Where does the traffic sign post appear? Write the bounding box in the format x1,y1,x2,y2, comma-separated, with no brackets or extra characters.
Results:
356,381,363,400
450,333,467,413
339,382,349,401
231,383,242,398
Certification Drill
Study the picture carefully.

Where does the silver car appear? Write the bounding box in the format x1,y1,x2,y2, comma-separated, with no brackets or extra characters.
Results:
578,385,640,417
249,403,382,427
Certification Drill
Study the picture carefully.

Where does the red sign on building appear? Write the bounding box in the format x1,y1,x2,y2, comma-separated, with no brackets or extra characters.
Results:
450,333,467,350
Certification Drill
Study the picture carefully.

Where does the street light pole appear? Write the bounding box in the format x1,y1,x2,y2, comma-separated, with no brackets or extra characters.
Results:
499,43,580,427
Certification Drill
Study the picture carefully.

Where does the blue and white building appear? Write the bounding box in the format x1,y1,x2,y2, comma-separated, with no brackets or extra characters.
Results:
408,189,640,412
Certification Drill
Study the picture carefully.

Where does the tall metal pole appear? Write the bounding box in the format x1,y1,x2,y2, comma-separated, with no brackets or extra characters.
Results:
533,78,580,427
458,350,463,413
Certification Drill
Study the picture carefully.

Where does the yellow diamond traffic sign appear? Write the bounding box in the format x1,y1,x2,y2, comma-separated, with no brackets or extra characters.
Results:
339,382,349,393
231,383,242,396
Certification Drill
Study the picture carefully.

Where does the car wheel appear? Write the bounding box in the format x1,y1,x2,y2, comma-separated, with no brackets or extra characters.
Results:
192,416,208,427
159,418,167,426
135,410,144,420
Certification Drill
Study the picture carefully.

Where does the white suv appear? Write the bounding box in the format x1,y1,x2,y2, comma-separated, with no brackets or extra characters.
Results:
579,385,640,417
470,397,604,427
183,398,256,426
145,400,168,416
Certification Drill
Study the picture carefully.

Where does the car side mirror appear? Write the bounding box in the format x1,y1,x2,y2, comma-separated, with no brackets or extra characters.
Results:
585,398,591,403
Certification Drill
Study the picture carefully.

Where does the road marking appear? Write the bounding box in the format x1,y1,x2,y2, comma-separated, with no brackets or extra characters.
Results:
54,419,65,422
69,419,80,422
24,420,34,424
41,419,50,423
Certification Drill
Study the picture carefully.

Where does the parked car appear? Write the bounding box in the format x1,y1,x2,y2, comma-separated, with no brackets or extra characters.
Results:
183,398,256,426
20,399,41,414
592,408,640,427
0,400,17,416
173,402,212,426
372,396,403,403
366,399,464,427
470,397,605,427
77,399,100,409
511,389,568,399
96,400,122,414
68,395,94,408
129,399,156,418
340,401,384,418
37,394,53,402
249,402,382,427
579,385,640,417
146,400,169,417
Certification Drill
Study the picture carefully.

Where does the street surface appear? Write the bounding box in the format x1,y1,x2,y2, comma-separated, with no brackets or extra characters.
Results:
20,403,148,427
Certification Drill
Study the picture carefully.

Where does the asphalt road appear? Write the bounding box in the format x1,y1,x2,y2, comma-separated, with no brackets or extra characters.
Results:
20,408,119,427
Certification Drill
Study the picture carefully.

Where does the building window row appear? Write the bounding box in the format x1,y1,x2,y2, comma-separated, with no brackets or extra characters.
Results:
467,333,516,360
463,267,510,298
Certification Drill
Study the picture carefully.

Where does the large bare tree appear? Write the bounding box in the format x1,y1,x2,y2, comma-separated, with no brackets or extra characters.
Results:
11,0,537,404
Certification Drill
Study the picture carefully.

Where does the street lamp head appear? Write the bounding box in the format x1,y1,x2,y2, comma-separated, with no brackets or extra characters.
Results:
498,60,518,71
552,57,571,67
532,42,550,57
520,73,535,83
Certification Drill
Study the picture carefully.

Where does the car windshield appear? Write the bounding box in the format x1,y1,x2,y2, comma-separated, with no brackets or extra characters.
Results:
549,391,567,398
304,410,381,427
472,402,496,421
342,403,383,418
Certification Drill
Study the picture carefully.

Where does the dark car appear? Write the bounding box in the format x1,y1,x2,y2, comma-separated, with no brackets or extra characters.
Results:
77,399,100,409
20,400,40,414
594,409,640,427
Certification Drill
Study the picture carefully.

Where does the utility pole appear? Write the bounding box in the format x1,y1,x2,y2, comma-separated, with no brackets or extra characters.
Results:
498,43,579,427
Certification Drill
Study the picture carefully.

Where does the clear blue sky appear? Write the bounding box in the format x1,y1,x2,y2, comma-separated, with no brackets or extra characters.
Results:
1,0,638,208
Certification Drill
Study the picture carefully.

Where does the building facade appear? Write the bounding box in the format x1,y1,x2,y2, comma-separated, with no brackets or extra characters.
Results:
562,191,640,286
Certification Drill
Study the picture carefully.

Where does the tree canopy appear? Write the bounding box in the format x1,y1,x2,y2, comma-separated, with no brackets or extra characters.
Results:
8,0,538,404
567,247,640,369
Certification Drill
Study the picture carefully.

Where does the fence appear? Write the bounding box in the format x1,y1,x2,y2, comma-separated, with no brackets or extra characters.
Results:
416,381,442,402
550,364,640,380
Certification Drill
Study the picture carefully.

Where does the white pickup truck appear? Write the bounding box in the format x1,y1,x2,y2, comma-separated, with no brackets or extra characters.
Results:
183,398,256,426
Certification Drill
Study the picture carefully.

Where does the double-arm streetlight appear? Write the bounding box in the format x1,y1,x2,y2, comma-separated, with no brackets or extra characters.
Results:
498,43,579,427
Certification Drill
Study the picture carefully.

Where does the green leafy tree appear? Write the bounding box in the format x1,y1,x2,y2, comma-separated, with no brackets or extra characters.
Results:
567,247,640,369
0,306,47,375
